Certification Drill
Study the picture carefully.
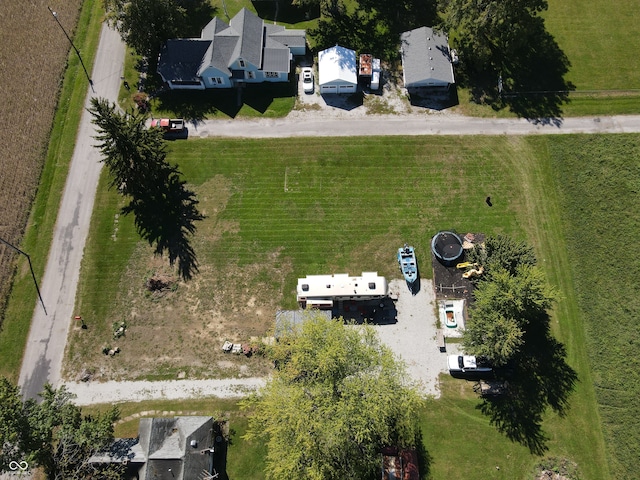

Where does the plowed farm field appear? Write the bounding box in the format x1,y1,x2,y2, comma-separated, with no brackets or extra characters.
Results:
0,0,82,319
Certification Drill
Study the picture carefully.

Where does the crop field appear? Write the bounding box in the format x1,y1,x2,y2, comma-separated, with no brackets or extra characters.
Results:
0,0,83,325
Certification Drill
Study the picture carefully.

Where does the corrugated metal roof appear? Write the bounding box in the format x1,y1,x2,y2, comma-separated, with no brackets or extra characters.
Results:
318,45,357,86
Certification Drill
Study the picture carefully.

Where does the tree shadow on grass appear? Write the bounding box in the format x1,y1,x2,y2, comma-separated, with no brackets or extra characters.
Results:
408,86,459,110
463,17,574,122
413,427,432,479
252,0,320,23
476,320,578,455
125,168,205,281
179,0,217,38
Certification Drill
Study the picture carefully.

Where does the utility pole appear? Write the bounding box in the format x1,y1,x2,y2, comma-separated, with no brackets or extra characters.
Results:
0,237,47,315
47,6,95,93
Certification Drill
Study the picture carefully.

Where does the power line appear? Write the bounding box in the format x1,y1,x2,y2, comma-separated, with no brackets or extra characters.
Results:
47,6,94,93
0,237,47,316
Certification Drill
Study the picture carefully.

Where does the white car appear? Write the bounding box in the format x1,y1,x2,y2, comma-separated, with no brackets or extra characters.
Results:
301,67,314,94
447,355,493,379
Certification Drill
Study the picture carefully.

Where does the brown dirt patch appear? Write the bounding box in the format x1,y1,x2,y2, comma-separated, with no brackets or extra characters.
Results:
431,232,486,305
64,245,290,381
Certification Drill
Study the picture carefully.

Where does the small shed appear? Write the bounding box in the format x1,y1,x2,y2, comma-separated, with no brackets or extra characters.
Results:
318,45,358,94
400,26,455,89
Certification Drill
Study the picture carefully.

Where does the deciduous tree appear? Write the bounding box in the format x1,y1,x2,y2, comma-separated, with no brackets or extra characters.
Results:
243,312,423,480
464,265,556,365
104,0,187,57
0,380,122,478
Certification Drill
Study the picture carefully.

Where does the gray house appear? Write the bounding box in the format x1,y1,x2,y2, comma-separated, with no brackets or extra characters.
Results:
89,416,219,480
400,26,455,90
158,8,306,90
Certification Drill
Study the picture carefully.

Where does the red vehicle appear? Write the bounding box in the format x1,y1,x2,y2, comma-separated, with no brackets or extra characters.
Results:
150,118,185,132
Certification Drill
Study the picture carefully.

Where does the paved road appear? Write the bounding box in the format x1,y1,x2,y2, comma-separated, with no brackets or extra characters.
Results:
18,24,125,400
17,18,640,403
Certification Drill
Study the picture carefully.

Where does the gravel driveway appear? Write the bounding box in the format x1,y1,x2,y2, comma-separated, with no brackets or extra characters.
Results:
369,279,460,398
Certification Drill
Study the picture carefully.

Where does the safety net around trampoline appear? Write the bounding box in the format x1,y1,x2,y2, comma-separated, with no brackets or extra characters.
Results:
431,232,463,264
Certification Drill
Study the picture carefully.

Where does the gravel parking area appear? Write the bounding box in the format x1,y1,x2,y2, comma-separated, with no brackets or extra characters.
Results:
367,279,460,398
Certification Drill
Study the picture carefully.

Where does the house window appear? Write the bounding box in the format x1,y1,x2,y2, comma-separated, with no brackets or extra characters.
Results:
246,71,256,79
210,77,224,85
265,71,279,78
239,59,246,68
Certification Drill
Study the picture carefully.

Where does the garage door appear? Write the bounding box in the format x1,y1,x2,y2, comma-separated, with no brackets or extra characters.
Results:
338,84,355,93
321,85,337,93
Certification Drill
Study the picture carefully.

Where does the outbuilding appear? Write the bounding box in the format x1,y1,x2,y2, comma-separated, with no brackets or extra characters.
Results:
400,26,455,89
318,45,358,94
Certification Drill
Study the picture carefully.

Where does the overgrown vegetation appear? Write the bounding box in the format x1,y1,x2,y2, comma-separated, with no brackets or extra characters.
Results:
546,134,640,480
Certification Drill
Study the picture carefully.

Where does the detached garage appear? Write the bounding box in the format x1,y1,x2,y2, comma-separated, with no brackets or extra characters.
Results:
318,45,358,94
400,26,455,89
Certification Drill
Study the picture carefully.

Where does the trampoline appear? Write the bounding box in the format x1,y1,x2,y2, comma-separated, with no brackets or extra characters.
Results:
431,231,464,266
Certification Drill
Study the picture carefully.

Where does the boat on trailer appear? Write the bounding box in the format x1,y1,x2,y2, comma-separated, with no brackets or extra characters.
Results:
397,244,418,285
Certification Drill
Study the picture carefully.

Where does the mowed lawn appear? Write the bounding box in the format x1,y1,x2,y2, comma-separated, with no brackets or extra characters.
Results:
545,0,640,114
546,0,640,91
69,134,612,479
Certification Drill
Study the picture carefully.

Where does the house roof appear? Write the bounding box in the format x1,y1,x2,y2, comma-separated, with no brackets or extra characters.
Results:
400,26,455,87
266,24,306,50
157,40,211,83
262,48,291,72
318,45,357,86
159,8,305,83
229,8,264,67
88,417,215,480
138,416,214,480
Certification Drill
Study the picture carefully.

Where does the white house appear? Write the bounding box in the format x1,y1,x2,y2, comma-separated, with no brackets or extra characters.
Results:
400,26,455,89
318,45,358,94
158,8,306,90
297,272,388,308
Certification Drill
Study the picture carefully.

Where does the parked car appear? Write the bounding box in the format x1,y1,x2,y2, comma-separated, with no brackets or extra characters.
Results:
447,355,493,379
301,67,314,94
150,118,185,132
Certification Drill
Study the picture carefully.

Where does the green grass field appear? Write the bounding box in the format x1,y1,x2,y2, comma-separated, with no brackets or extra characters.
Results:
66,134,619,479
544,134,640,480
